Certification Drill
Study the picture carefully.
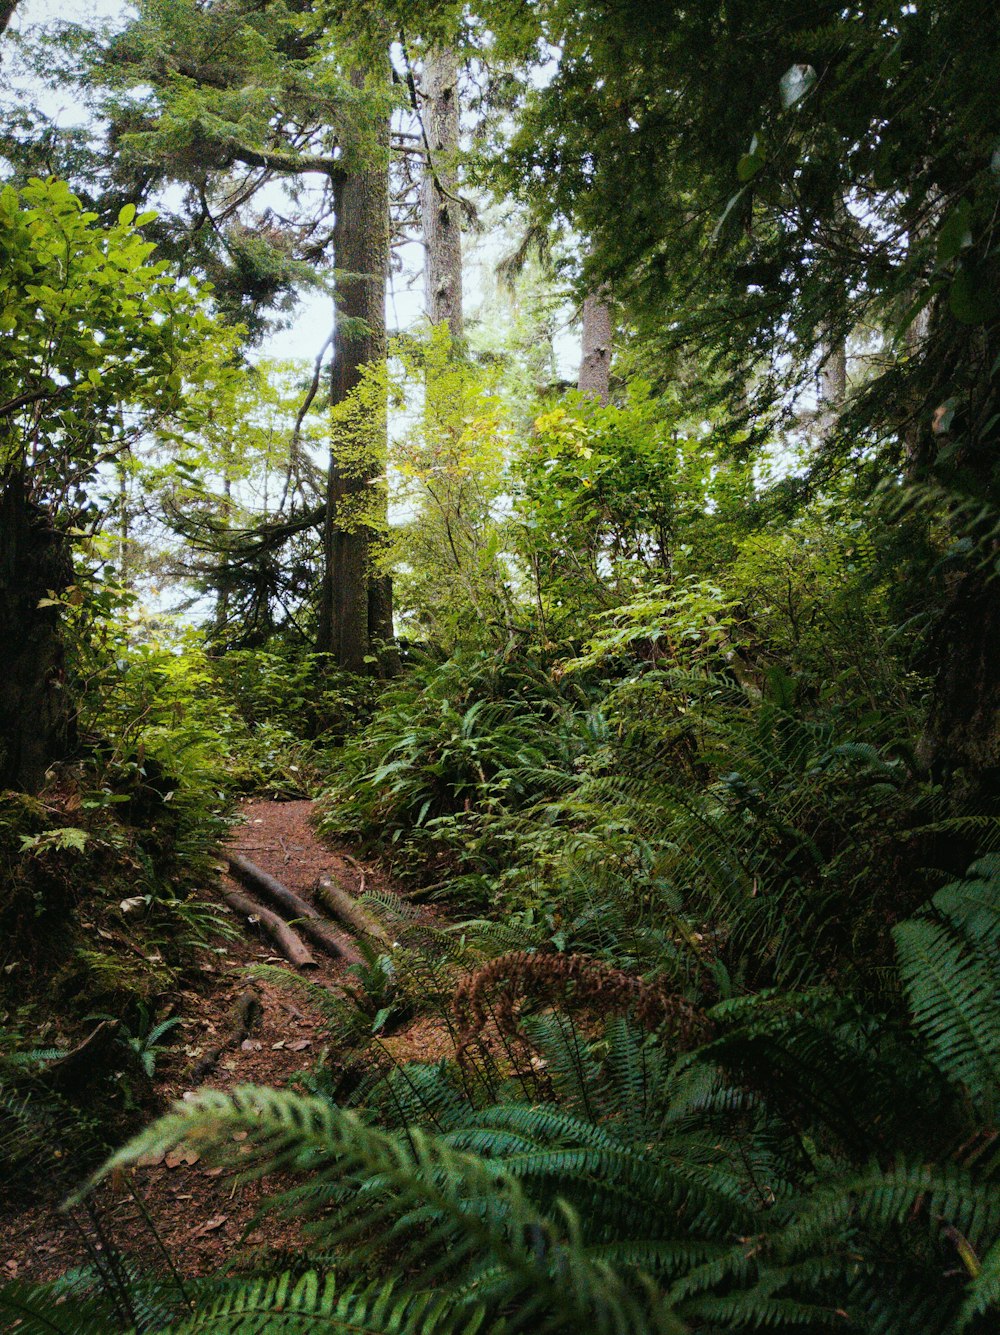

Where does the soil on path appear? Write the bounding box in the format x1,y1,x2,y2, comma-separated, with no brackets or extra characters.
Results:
0,798,395,1285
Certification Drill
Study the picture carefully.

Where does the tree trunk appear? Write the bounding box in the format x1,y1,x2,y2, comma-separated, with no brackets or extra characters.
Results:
578,289,613,402
0,0,19,39
918,560,1000,810
818,338,847,408
915,316,1000,814
420,48,463,344
813,335,848,441
317,68,396,674
0,472,75,792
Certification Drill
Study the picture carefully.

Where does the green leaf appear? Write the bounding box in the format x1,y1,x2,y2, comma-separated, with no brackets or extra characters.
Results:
118,202,137,226
937,200,973,264
949,264,997,325
737,133,764,183
737,151,764,183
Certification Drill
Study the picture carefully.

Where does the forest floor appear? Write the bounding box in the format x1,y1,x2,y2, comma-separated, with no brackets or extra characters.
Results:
0,797,448,1285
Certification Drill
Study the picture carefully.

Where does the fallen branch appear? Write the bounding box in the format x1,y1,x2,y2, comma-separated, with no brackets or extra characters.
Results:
190,990,263,1085
340,852,367,894
315,873,390,947
227,853,360,963
219,884,317,970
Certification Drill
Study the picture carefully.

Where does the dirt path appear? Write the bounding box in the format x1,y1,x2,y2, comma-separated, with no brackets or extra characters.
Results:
228,796,381,921
0,798,392,1283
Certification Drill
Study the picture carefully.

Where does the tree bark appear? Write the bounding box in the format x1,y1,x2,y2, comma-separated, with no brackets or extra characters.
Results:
420,47,463,344
0,471,75,793
818,338,847,409
578,290,613,402
317,67,396,674
918,556,1000,809
813,335,848,441
218,884,318,970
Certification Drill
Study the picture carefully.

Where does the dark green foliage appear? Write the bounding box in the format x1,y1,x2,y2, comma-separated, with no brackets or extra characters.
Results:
161,1273,485,1334
493,0,1000,466
487,0,1000,792
895,857,1000,1122
0,1276,120,1334
319,625,930,997
209,646,381,795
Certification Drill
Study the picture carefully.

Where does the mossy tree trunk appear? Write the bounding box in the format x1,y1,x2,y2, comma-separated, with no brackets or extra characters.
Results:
317,69,398,676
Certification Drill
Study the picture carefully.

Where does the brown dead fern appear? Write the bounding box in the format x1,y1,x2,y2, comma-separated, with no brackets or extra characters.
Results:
453,951,709,1063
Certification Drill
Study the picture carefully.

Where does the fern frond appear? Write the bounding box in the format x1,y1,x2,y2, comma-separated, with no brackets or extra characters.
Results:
776,1158,1000,1258
601,1016,660,1140
0,1278,118,1335
933,858,1000,952
894,917,1000,1117
78,1087,686,1333
370,1061,473,1134
959,1233,1000,1329
162,1271,483,1334
521,1012,601,1119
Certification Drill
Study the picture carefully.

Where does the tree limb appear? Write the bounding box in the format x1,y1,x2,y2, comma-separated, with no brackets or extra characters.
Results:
0,386,62,420
228,143,344,179
0,0,19,38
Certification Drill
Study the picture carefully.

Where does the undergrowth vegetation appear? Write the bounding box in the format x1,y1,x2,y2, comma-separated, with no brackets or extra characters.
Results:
5,424,999,1333
6,488,998,1331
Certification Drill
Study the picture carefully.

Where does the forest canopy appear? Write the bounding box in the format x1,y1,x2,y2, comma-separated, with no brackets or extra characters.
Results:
0,0,999,1331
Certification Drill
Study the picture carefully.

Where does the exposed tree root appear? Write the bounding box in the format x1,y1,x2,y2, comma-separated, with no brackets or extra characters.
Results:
42,1021,121,1094
190,991,263,1086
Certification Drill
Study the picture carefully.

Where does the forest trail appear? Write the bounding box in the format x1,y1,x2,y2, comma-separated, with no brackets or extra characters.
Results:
0,797,434,1284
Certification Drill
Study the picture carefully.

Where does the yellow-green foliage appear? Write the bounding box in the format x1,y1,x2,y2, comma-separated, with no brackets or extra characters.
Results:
388,326,516,646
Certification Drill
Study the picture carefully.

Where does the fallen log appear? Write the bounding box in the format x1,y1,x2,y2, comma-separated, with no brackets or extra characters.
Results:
219,884,317,970
226,853,360,963
315,873,391,947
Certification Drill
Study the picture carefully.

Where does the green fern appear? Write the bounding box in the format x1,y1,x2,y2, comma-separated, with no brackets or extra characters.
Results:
894,916,1000,1119
77,1086,686,1334
160,1271,485,1334
960,1234,1000,1329
0,1277,119,1334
